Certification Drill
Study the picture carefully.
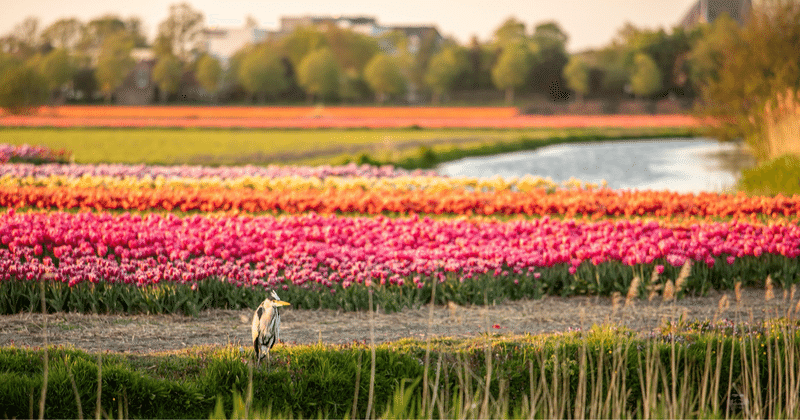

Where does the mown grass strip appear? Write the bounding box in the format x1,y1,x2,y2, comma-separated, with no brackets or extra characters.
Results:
1,320,798,419
0,127,698,167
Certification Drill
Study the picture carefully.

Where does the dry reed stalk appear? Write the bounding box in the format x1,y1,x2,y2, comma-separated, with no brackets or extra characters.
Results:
765,276,775,301
663,280,675,302
244,362,253,419
718,294,730,315
572,343,588,418
647,281,663,302
762,88,800,159
65,358,83,420
611,291,622,316
351,351,361,419
625,275,641,307
447,301,462,324
650,265,660,285
95,354,102,420
675,261,691,294
429,353,442,417
735,281,743,304
366,290,375,420
480,340,492,419
38,284,48,420
422,277,436,416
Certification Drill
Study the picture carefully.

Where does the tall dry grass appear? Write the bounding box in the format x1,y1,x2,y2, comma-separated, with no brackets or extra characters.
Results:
761,88,800,159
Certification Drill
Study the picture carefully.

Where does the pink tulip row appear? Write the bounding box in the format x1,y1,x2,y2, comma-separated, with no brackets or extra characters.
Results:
0,162,437,179
0,144,71,164
1,210,798,289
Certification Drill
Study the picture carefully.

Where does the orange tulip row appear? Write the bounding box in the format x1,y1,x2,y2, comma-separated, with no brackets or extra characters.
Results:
15,106,520,119
1,185,798,218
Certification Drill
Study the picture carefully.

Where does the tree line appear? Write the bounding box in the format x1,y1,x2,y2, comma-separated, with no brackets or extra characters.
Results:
0,1,798,121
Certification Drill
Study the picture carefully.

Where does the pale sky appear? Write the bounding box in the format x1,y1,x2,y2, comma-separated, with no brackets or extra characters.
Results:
1,0,699,52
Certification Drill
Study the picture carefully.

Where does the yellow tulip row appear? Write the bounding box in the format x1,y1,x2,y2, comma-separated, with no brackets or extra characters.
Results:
0,173,604,192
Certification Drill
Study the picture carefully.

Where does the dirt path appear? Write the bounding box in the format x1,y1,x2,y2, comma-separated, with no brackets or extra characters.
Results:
1,289,795,354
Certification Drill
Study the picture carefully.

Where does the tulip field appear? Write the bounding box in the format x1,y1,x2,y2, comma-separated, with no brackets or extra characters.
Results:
0,105,706,129
4,137,800,420
1,145,799,315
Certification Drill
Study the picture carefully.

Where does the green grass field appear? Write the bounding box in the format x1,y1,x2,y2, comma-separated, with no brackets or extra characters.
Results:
0,126,698,167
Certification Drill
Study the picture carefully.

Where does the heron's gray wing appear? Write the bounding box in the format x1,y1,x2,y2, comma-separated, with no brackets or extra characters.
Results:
259,305,276,341
252,304,264,342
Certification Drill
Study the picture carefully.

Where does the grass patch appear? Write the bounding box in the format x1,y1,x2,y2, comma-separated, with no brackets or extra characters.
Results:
2,319,799,418
738,154,800,196
0,127,697,167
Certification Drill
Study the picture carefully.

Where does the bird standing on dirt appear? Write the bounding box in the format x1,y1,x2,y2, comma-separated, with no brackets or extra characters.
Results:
251,290,291,366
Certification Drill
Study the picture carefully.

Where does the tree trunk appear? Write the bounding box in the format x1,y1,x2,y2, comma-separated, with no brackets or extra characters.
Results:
431,91,441,105
505,88,514,105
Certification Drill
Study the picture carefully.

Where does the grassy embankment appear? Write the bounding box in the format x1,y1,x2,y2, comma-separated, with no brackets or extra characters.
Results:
0,126,698,168
2,316,799,419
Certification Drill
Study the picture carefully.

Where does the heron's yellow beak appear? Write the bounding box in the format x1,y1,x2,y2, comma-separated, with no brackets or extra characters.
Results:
275,300,291,306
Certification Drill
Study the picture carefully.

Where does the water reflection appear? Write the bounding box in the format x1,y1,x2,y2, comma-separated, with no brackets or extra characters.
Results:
437,138,755,193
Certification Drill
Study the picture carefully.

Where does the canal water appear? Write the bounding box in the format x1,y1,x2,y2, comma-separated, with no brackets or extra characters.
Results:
437,138,755,193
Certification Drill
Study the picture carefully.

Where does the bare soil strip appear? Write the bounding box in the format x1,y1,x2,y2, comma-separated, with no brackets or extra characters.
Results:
1,289,794,354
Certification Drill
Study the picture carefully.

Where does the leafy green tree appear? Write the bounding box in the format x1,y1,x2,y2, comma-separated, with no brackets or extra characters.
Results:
79,15,145,54
157,3,204,61
687,13,741,89
491,42,532,104
322,26,379,74
464,36,494,89
607,22,696,97
152,54,182,103
529,21,569,98
13,17,39,50
281,27,329,69
195,54,222,101
424,47,466,103
0,53,21,76
0,63,48,114
629,53,662,97
296,48,340,102
363,54,404,103
94,32,134,103
40,18,84,50
493,17,526,47
71,67,97,101
2,17,40,58
38,48,74,102
563,55,590,100
698,1,800,157
237,45,288,102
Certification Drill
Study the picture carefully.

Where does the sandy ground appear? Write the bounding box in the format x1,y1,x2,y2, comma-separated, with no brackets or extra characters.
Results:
1,288,796,354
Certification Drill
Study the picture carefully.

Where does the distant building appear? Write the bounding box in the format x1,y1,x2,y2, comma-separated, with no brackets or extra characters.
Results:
202,21,276,67
384,26,442,54
679,0,752,27
115,58,156,105
279,15,380,36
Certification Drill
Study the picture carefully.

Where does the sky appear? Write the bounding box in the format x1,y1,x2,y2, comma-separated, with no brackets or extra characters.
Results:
1,0,699,52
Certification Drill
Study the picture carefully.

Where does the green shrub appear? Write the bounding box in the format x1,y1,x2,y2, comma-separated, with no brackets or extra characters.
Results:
738,154,800,196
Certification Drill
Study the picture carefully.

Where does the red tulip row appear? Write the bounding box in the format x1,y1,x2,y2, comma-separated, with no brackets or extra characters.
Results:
1,211,798,297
